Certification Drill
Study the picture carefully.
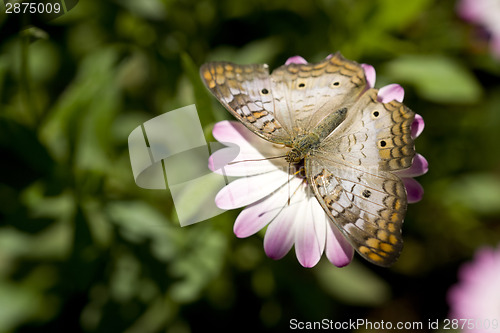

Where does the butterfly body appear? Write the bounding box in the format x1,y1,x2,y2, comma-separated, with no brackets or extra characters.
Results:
286,107,347,164
201,53,416,266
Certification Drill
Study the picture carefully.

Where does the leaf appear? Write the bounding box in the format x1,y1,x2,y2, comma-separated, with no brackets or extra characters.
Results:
117,0,166,20
445,174,500,215
206,37,283,65
107,201,174,244
314,260,390,306
371,0,432,31
383,55,482,104
39,47,121,171
0,282,42,332
168,225,227,303
0,55,7,98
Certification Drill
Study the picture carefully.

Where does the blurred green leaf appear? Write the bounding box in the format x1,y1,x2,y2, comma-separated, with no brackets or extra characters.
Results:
40,47,120,171
0,55,7,98
371,0,432,31
445,174,500,215
118,0,166,20
0,282,43,332
206,37,283,65
168,225,227,303
383,55,482,103
314,260,391,306
107,201,177,260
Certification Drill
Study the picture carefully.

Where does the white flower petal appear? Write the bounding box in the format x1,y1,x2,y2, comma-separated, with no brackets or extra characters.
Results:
361,64,376,88
285,56,308,65
411,114,425,139
213,121,267,151
209,147,281,176
295,198,327,268
325,222,354,267
403,177,424,204
378,84,405,103
233,184,291,238
395,154,428,178
215,169,288,209
263,202,300,260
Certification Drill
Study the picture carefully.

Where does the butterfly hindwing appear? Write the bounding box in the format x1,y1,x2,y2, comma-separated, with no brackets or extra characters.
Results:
306,159,407,266
306,88,416,266
321,88,416,170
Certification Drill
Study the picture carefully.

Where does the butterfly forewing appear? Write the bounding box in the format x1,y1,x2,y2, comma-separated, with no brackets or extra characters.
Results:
200,53,368,144
269,53,367,138
200,62,291,144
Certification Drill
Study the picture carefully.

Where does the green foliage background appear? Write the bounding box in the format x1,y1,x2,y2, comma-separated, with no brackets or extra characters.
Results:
1,0,499,332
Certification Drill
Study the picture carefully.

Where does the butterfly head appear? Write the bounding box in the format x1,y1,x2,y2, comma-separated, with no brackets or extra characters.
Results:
285,148,302,164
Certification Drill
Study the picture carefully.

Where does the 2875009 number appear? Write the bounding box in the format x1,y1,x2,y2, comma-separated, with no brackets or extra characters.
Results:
5,2,61,14
443,318,498,330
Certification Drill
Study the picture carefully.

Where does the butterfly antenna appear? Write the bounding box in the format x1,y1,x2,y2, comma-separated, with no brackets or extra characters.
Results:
227,155,286,165
287,162,291,205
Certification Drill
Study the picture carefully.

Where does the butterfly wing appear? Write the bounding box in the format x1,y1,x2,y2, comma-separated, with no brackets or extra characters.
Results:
200,62,291,144
200,52,367,144
270,52,367,138
306,89,416,266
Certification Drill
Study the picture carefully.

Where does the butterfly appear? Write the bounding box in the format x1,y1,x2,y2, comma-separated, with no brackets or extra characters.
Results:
200,52,416,266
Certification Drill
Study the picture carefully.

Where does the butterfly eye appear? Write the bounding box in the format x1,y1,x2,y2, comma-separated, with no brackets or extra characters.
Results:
261,88,269,95
331,81,340,87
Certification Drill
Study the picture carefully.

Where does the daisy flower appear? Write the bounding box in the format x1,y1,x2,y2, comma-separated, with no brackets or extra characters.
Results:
447,245,500,332
208,56,428,268
457,0,500,59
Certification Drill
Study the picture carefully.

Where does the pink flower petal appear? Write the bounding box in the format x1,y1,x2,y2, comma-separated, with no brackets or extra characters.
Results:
378,84,405,103
285,56,308,65
457,0,484,22
402,177,424,203
361,64,376,88
411,114,425,139
263,203,300,260
208,146,239,172
233,187,289,238
447,245,500,326
325,222,354,267
209,147,279,176
215,170,288,209
395,154,428,178
295,199,326,268
212,121,265,150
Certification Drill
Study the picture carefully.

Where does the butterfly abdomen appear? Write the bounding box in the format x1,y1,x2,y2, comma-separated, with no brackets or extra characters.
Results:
313,107,348,140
